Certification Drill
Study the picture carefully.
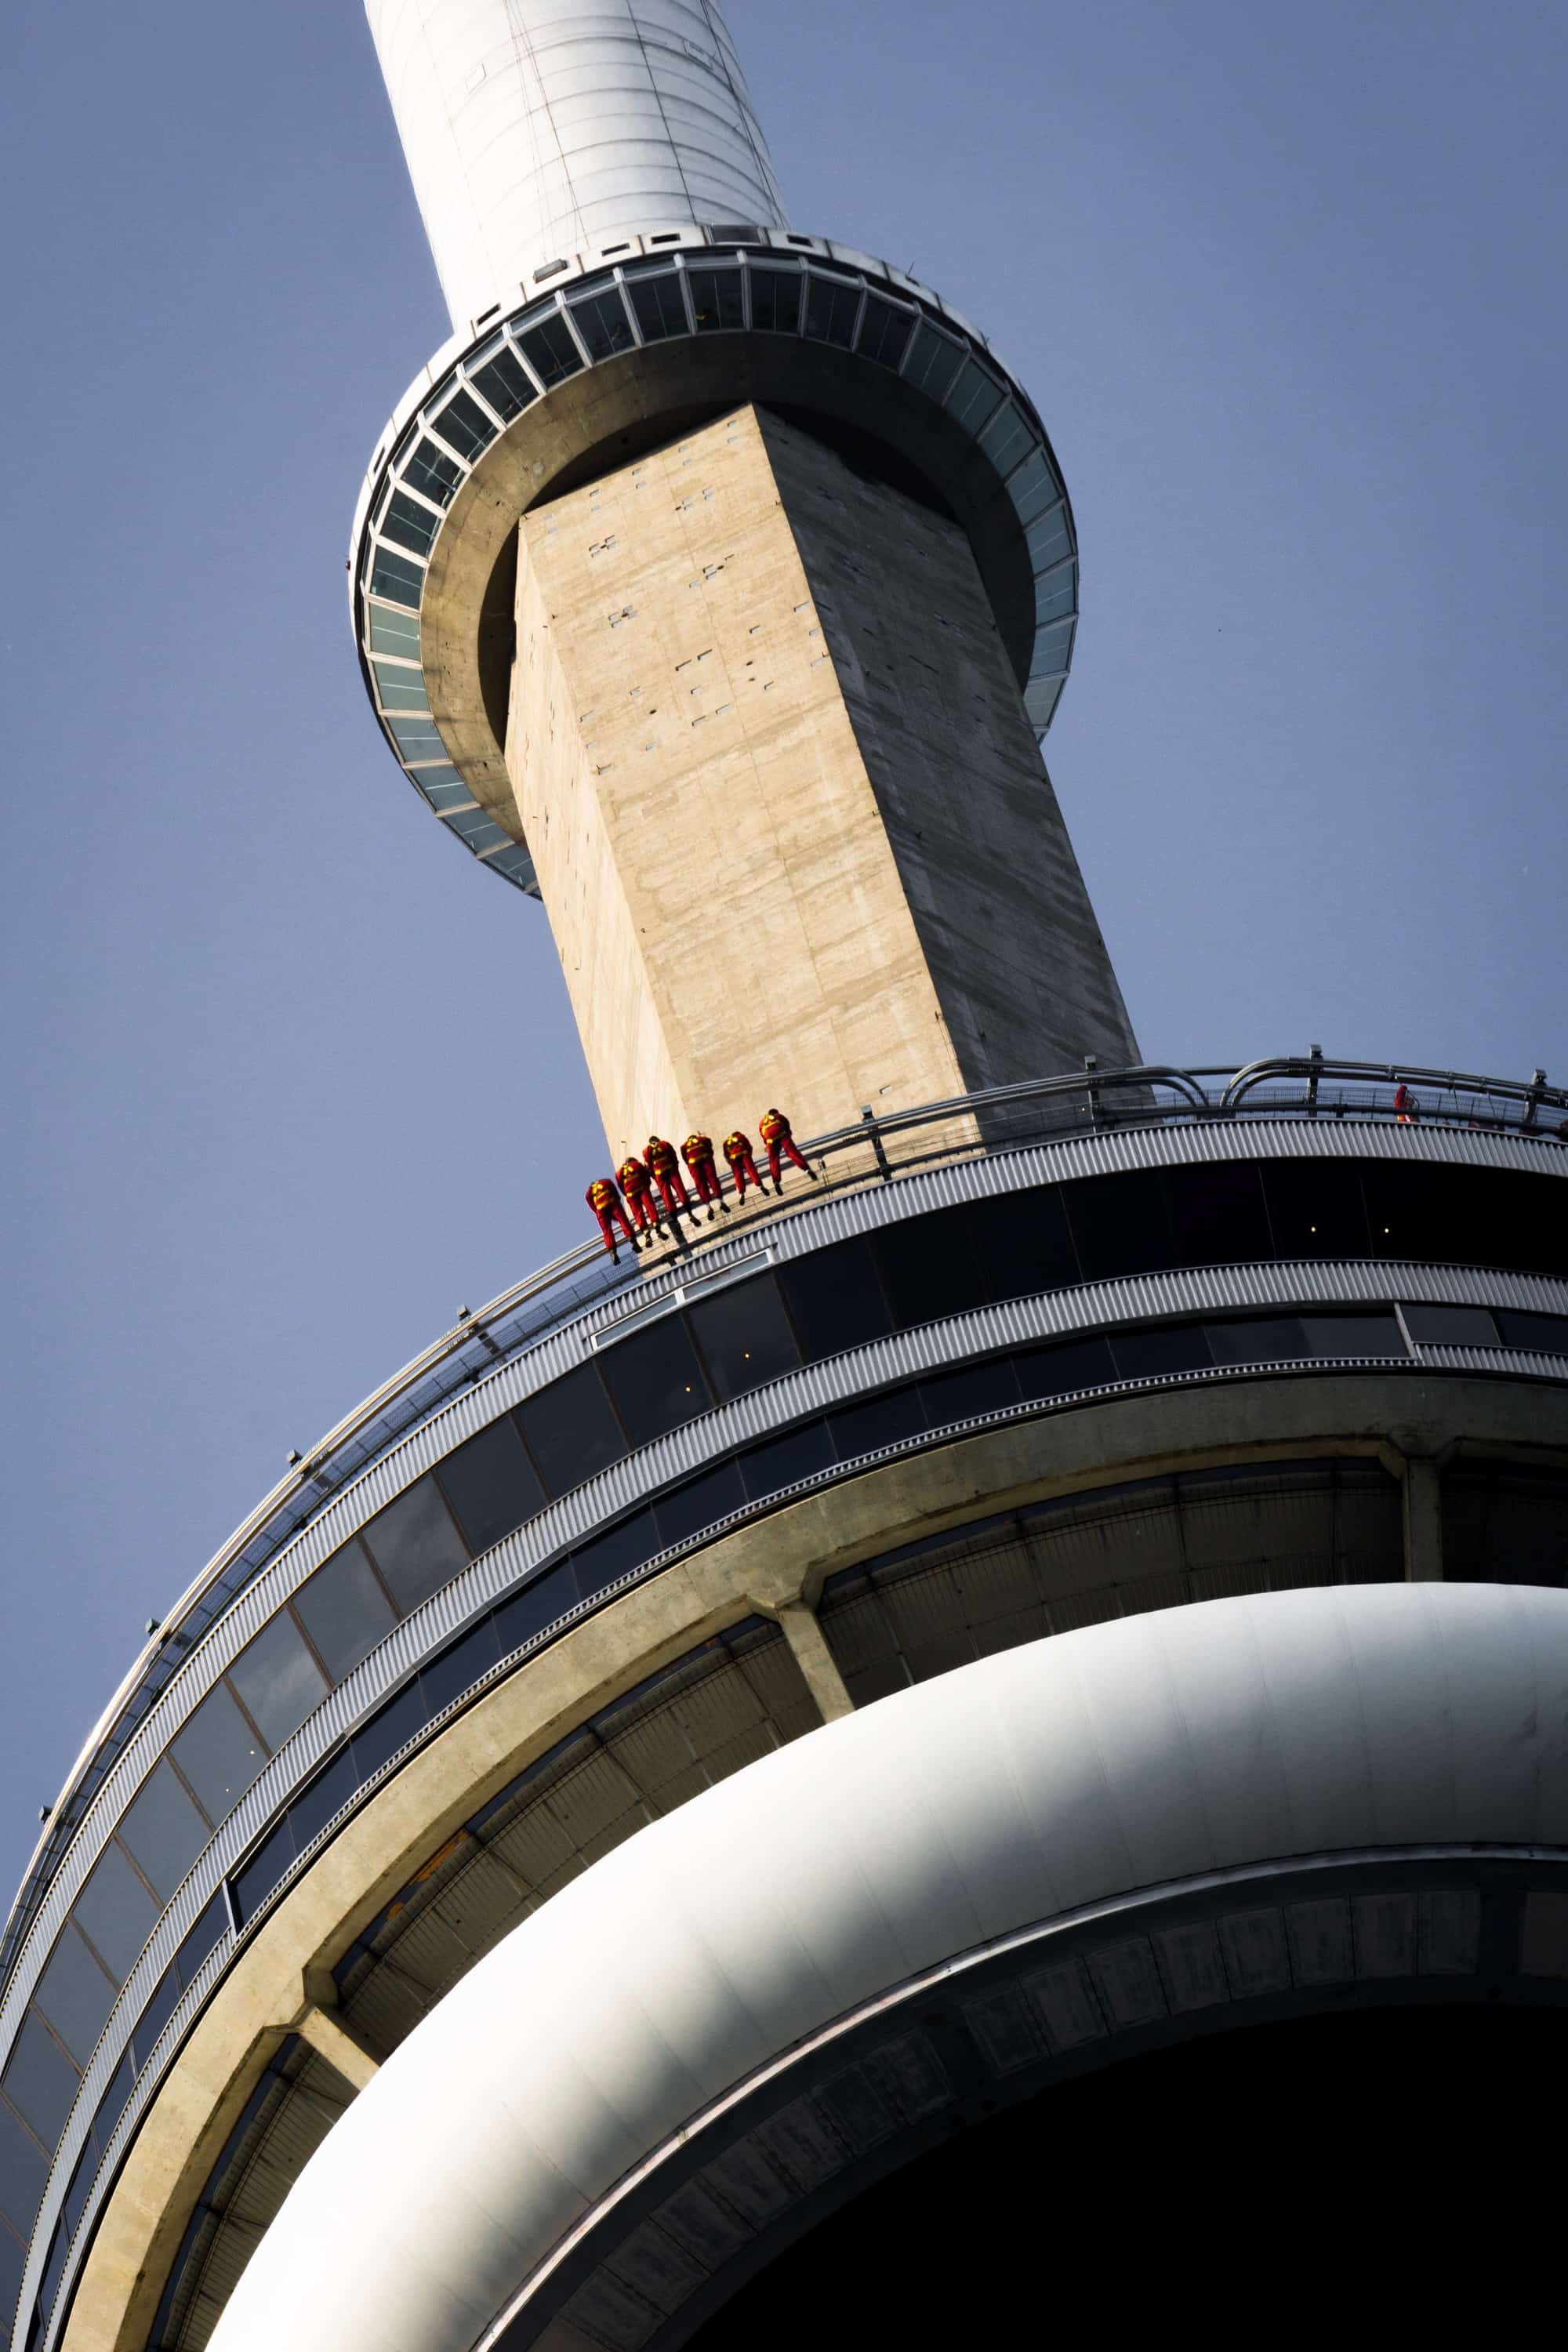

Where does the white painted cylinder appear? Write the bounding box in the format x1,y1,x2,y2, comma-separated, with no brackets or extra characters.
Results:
363,0,789,332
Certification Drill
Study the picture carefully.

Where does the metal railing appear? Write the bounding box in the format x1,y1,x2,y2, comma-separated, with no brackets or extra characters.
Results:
5,1049,1563,1982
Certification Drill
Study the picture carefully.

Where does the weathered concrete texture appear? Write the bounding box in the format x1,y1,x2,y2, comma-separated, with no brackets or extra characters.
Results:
504,405,1135,1159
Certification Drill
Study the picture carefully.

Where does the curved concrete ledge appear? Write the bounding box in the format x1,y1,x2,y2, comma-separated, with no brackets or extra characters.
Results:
206,1581,1568,2352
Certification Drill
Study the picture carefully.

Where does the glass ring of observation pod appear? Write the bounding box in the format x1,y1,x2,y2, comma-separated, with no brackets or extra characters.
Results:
348,227,1080,896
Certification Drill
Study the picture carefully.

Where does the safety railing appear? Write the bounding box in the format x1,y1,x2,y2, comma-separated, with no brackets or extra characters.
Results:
5,1049,1563,1981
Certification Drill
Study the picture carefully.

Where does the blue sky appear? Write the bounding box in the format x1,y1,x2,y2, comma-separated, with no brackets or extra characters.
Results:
1,0,1564,1898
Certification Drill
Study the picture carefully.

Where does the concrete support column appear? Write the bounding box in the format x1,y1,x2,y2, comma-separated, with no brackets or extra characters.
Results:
774,1602,855,1722
1401,1456,1446,1582
294,2002,379,2095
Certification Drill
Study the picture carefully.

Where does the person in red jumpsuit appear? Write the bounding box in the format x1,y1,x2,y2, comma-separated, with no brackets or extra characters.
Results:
759,1106,818,1188
585,1174,638,1261
681,1131,730,1219
723,1128,770,1203
645,1134,699,1226
1392,1083,1420,1125
617,1152,665,1242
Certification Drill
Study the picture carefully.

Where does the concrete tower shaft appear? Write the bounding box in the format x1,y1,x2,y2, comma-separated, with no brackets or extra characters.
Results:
363,0,788,331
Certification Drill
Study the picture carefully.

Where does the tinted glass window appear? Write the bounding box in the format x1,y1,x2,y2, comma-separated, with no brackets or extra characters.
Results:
89,2053,133,2154
431,387,497,460
129,1962,182,2071
1400,1303,1501,1346
1014,1336,1116,1399
34,1926,116,2067
493,1563,575,1655
739,1419,837,1499
118,1759,207,1900
971,1186,1080,1303
626,270,688,341
368,545,423,608
598,1319,711,1450
857,292,913,367
902,321,964,401
832,1386,930,1459
439,1415,544,1552
1206,1316,1309,1364
1303,1314,1406,1358
517,313,583,387
402,438,461,509
778,1238,891,1360
170,1679,264,1824
0,2094,47,2235
372,660,428,712
920,1359,1022,1423
518,1364,624,1497
1009,448,1062,526
227,1825,296,1934
227,1610,327,1755
569,286,635,361
572,1511,655,1601
72,1838,158,1980
1361,1163,1457,1263
281,1746,358,1860
687,1276,800,1402
747,263,800,332
2,2014,78,2144
1471,1171,1566,1277
419,1617,503,1719
380,490,439,557
1166,1163,1273,1268
1025,501,1073,570
347,1681,427,1786
0,2225,24,2325
652,1461,746,1548
1261,1159,1369,1258
978,399,1033,477
293,1537,396,1684
1065,1169,1174,1280
1497,1308,1568,1353
174,1893,229,1987
468,343,536,422
1110,1325,1214,1380
946,356,1003,432
361,1477,469,1615
687,263,745,331
367,601,420,659
803,271,858,347
873,1210,984,1329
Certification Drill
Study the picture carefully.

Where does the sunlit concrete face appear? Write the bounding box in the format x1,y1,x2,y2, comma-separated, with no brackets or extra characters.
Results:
506,404,1136,1156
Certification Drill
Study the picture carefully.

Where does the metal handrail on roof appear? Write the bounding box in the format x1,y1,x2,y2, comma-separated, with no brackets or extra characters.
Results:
5,1050,1564,1981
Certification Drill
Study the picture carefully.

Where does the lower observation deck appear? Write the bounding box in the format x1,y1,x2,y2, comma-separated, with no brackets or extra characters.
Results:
3,1054,1567,2351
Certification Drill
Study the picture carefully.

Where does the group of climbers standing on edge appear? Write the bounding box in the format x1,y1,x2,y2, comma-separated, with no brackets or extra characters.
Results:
585,1110,818,1260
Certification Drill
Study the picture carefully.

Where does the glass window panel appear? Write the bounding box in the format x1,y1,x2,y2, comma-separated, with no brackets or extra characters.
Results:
173,1893,228,1989
1029,620,1074,680
1360,1162,1466,1263
971,1187,1081,1302
372,660,429,712
380,490,439,557
832,1385,930,1459
1024,674,1064,732
1261,1160,1369,1258
227,1610,328,1755
419,1617,503,1719
226,1826,296,1936
401,437,461,510
1205,1316,1310,1365
369,545,423,608
1110,1325,1214,1380
652,1461,746,1549
1034,564,1077,626
902,321,965,401
34,1926,116,2068
1025,505,1073,576
1007,448,1062,525
1468,1170,1565,1276
361,1477,470,1616
293,1537,395,1684
739,1419,836,1499
0,2095,46,2237
431,387,497,460
626,269,690,342
1303,1314,1406,1359
517,1364,624,1497
468,343,536,422
856,292,913,368
873,1210,985,1330
778,1239,892,1361
367,601,421,659
492,1563,575,1655
438,1415,544,1553
386,716,446,761
686,1276,800,1403
517,312,583,387
1497,1308,1568,1354
687,263,746,332
89,2054,133,2154
280,1745,359,1861
978,400,1034,477
2,2014,78,2145
413,770,474,813
1400,1302,1501,1347
347,1680,427,1786
170,1680,264,1825
57,2129,99,2239
946,356,1003,433
598,1318,712,1450
1165,1162,1273,1269
1064,1170,1175,1281
0,2223,24,2325
118,1759,207,1901
442,805,508,849
486,842,537,887
746,263,800,333
130,1960,185,2074
1014,1336,1116,1400
569,285,635,361
72,1839,158,1980
572,1512,655,1601
802,271,859,347
920,1358,1022,1424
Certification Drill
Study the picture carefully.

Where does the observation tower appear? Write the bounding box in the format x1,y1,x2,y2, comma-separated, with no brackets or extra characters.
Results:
2,7,1567,2350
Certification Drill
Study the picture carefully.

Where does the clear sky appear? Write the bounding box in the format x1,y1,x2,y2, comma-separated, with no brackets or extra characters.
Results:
1,0,1564,1900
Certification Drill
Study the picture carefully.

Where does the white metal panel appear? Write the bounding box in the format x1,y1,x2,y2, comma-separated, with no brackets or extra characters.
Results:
364,0,788,328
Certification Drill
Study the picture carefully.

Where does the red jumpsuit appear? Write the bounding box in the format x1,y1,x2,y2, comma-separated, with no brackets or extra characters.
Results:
645,1136,695,1222
723,1129,768,1202
759,1107,815,1186
1392,1083,1419,1126
681,1132,729,1217
586,1175,637,1257
617,1155,662,1237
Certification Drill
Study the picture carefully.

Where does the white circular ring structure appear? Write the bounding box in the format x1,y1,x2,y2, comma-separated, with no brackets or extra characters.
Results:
209,1582,1568,2352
